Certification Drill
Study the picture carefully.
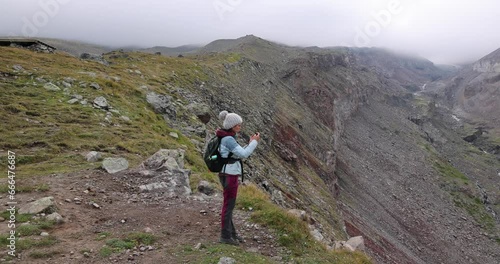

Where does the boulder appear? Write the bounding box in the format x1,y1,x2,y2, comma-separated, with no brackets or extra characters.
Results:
64,77,76,84
89,82,101,90
169,132,179,139
309,227,324,242
19,197,56,214
44,83,61,91
218,257,236,264
345,236,365,251
86,151,102,162
46,212,64,224
93,96,109,110
141,149,185,171
187,103,211,124
12,65,24,71
80,53,109,65
102,158,129,174
197,181,214,195
288,209,315,225
146,92,176,120
138,170,191,197
288,209,307,221
61,81,72,88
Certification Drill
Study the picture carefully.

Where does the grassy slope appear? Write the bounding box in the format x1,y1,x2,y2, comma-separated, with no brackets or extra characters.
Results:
0,47,371,263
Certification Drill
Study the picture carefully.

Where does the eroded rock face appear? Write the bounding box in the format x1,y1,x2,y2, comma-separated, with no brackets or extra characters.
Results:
473,60,500,73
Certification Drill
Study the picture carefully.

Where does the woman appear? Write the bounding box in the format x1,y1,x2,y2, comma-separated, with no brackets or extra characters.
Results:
216,110,260,245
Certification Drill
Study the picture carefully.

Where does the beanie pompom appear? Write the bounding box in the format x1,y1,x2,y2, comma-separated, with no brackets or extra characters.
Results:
219,110,228,121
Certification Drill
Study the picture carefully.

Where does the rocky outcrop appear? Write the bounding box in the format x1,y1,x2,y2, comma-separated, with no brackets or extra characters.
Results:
440,48,500,126
137,149,191,197
146,92,177,121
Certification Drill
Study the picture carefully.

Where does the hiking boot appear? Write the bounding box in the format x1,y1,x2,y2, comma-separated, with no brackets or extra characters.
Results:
232,234,244,243
219,237,239,246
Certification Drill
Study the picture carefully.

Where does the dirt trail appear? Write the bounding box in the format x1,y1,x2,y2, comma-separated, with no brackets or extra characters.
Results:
1,170,285,263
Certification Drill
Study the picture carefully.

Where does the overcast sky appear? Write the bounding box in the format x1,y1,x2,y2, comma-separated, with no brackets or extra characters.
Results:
1,0,499,64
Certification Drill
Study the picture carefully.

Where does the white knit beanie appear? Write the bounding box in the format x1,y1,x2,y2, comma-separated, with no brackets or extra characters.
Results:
219,110,243,130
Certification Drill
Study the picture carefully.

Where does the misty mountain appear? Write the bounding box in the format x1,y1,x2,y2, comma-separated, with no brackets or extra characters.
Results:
430,47,500,126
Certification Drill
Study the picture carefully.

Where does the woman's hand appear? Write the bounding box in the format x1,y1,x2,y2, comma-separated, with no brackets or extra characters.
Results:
250,132,261,142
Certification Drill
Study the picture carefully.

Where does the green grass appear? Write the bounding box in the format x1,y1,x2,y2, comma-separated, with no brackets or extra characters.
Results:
0,46,211,178
0,183,49,193
96,232,111,241
17,224,42,236
433,160,469,183
18,236,58,250
452,193,496,230
237,184,371,263
176,242,370,264
105,238,135,250
432,159,496,231
175,243,278,264
0,210,32,223
16,219,56,237
99,246,114,257
101,232,157,257
125,232,156,245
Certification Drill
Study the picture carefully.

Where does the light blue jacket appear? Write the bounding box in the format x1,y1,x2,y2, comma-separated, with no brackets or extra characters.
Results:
219,136,258,175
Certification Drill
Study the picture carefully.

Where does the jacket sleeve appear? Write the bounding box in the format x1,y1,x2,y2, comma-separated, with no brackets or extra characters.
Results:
225,137,258,159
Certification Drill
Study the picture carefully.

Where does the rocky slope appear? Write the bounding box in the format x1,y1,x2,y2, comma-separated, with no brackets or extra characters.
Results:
435,48,500,126
0,35,499,263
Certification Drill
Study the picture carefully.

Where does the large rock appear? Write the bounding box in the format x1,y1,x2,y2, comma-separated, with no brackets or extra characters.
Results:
187,103,211,124
288,209,314,224
309,227,324,242
46,212,64,224
93,96,109,110
141,149,185,171
146,92,176,120
138,149,191,197
13,65,24,71
86,151,102,162
102,158,129,174
89,82,101,90
345,236,365,251
218,257,236,264
44,83,61,91
197,181,214,195
19,197,56,214
138,169,191,197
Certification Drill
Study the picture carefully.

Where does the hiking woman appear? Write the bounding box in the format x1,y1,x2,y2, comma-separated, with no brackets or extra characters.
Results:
217,110,260,245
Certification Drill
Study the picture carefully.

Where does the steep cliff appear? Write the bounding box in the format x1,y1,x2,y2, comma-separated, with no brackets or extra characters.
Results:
440,48,500,126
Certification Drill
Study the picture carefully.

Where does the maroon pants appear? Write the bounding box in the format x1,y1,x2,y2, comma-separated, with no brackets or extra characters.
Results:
219,173,239,239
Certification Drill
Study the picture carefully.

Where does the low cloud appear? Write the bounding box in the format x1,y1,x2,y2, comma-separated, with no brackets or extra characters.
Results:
1,0,499,64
